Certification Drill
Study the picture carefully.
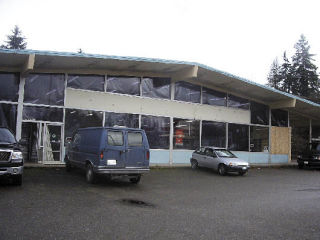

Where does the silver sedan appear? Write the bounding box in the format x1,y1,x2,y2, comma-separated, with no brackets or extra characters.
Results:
190,147,250,176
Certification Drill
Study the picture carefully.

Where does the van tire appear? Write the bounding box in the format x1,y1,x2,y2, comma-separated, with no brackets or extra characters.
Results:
12,175,22,186
86,164,96,184
130,175,141,184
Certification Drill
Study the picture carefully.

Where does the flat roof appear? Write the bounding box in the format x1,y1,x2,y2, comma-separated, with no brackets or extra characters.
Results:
0,48,319,121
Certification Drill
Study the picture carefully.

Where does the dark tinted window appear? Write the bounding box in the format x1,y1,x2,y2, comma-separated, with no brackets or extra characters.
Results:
23,106,63,122
271,109,288,127
65,109,103,138
228,94,250,110
67,74,104,92
228,123,249,151
250,126,269,152
107,76,140,96
173,118,199,150
201,121,226,148
251,101,269,125
24,74,65,106
0,103,17,134
141,115,170,149
105,112,139,128
128,132,143,146
0,128,16,143
0,72,19,102
312,126,320,139
107,131,123,146
202,87,226,106
174,81,201,103
141,77,171,99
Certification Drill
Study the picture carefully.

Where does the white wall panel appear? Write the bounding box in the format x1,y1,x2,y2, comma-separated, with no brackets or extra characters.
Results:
66,88,250,124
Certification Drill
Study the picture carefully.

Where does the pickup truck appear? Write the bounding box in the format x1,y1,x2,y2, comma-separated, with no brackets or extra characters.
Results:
297,140,320,169
0,127,24,185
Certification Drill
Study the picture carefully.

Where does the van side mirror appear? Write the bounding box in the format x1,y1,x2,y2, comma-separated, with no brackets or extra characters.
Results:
65,137,72,144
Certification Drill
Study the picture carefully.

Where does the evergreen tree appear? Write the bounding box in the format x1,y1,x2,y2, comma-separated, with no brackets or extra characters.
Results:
280,52,293,93
1,25,27,49
267,58,281,89
291,35,319,98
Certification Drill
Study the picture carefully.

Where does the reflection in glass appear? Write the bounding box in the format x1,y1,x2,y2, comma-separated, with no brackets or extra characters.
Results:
174,81,201,103
0,72,20,102
65,109,103,138
67,74,104,92
141,115,170,149
105,112,139,128
201,121,226,147
173,118,200,150
228,94,250,110
107,76,140,96
271,109,288,127
0,103,17,134
141,77,171,99
23,106,63,122
228,123,249,151
24,74,65,106
251,101,269,125
250,126,269,152
202,87,226,106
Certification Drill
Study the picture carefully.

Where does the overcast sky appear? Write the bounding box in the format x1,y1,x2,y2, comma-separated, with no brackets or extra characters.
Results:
0,0,319,84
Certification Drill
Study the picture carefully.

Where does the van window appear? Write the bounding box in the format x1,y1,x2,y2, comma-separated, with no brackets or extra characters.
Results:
128,132,143,147
107,131,123,146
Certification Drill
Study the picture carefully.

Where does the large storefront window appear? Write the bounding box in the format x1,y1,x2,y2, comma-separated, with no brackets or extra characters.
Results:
23,106,63,122
174,81,201,103
271,109,288,127
250,126,269,152
228,123,249,151
173,118,199,150
251,101,269,125
141,115,170,149
105,112,139,128
0,103,17,134
202,87,226,107
201,121,226,147
67,74,104,92
107,76,140,96
24,74,65,106
65,109,103,138
141,77,171,99
0,72,20,102
228,94,250,110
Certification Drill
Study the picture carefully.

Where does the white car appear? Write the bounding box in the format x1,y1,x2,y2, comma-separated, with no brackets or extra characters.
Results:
190,147,250,176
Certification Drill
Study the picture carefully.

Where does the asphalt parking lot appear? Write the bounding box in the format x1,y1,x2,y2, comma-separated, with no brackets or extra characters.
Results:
1,167,320,240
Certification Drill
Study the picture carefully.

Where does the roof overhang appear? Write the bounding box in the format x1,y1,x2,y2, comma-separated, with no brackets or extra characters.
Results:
0,48,319,121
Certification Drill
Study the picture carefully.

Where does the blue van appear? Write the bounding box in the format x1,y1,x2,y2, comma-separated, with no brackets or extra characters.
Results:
65,127,150,184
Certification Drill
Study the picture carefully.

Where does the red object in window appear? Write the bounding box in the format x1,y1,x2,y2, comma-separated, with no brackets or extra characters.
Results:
175,129,184,146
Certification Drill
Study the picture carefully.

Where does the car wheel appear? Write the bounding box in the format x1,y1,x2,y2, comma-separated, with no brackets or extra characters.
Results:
12,174,22,186
239,171,247,176
130,175,141,184
298,163,304,169
86,164,96,184
218,164,227,176
191,159,198,169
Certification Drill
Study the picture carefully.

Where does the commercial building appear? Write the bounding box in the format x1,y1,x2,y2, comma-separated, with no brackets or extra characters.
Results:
0,49,319,165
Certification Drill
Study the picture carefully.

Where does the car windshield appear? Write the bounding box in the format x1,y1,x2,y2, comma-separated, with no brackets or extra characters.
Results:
215,149,236,158
0,128,16,144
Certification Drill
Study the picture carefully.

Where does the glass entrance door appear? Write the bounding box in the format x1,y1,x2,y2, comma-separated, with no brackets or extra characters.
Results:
40,123,62,164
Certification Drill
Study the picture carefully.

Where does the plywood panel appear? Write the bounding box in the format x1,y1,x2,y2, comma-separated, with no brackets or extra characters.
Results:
271,127,291,156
